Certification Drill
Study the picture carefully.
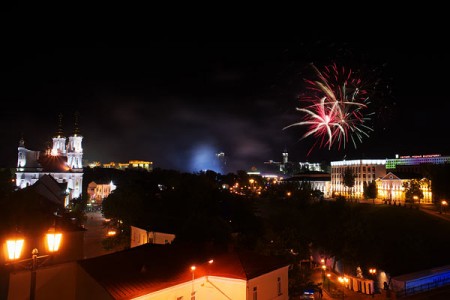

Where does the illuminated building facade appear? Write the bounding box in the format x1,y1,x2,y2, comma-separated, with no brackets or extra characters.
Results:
86,180,117,205
283,171,332,198
386,154,450,173
331,159,386,198
130,225,176,248
264,149,323,176
102,160,153,171
15,114,83,206
376,172,432,204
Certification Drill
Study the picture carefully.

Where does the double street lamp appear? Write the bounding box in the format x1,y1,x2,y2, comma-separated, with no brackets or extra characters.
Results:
369,268,377,297
4,230,63,300
190,259,214,299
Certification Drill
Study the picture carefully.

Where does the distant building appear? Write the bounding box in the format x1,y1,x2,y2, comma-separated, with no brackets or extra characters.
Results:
216,151,227,173
386,153,450,174
376,172,432,204
130,225,175,248
15,113,83,206
264,149,324,176
86,180,117,205
102,160,153,171
283,171,332,198
331,158,433,202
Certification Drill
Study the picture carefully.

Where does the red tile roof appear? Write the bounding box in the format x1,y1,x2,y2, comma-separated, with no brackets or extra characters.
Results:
78,243,289,299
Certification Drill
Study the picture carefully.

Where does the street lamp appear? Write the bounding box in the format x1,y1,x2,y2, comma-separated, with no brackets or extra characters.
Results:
191,265,196,298
326,273,331,291
4,230,63,300
338,276,349,300
321,264,326,284
249,178,255,190
441,200,448,214
369,268,377,297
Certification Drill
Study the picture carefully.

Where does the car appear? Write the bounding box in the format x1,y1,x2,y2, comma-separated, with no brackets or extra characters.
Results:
300,289,315,299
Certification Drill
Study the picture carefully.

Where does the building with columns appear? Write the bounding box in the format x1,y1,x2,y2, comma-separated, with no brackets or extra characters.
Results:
15,113,83,206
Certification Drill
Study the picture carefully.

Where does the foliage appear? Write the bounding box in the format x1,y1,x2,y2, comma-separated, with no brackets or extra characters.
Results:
421,164,450,201
101,169,259,247
342,168,355,199
363,180,378,200
342,168,355,188
403,179,424,203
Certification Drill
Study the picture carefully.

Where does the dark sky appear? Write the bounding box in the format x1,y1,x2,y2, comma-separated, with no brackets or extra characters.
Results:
1,33,449,173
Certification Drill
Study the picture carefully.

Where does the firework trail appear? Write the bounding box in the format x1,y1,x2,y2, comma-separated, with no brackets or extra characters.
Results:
284,63,374,154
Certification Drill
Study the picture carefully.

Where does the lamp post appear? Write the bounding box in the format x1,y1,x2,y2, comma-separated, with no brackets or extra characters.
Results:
338,276,348,300
441,200,448,214
321,264,326,285
191,265,196,298
326,273,331,291
369,268,377,297
5,231,62,300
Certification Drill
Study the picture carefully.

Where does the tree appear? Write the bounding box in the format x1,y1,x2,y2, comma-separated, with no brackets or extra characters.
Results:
342,168,355,200
363,180,378,203
403,179,423,204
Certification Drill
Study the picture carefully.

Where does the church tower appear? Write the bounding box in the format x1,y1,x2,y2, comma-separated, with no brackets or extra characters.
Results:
17,134,27,169
67,112,83,169
16,112,84,205
51,113,67,156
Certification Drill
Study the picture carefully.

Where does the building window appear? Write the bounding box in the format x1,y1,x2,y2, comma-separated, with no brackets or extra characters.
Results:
191,291,195,300
253,287,257,300
278,277,282,295
177,297,183,300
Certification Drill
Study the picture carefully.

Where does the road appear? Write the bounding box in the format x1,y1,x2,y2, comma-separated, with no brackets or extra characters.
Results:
82,211,117,259
419,204,450,222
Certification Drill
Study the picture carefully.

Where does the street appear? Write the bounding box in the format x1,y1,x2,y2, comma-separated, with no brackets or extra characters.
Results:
82,211,117,259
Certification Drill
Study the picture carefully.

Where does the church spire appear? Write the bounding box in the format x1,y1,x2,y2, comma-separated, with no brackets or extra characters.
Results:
19,133,25,147
73,111,80,136
55,113,64,137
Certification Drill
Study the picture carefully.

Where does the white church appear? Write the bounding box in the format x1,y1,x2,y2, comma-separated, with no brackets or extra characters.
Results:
15,113,83,207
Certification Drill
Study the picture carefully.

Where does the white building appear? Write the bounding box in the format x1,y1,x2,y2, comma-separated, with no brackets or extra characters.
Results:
77,243,290,300
331,159,386,199
283,171,332,198
376,172,432,204
130,225,176,248
15,114,83,207
87,181,116,205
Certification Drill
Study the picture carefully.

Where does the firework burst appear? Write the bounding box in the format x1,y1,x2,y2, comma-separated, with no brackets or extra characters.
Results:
284,63,374,154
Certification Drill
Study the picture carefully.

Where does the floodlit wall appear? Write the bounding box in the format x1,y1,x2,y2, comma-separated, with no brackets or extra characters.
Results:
133,277,247,300
247,266,289,300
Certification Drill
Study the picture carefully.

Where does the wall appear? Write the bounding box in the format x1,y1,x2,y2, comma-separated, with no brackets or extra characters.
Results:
247,266,289,300
8,262,77,300
133,276,247,300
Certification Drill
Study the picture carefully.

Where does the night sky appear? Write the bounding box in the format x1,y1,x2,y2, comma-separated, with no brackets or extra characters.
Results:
1,34,449,173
